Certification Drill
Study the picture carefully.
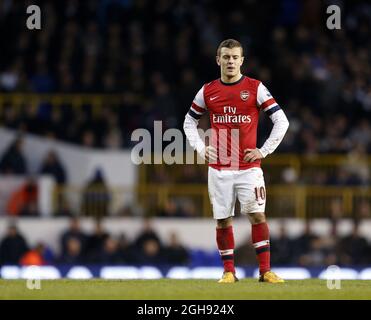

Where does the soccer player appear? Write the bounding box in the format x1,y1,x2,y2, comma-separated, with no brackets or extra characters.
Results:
183,39,289,283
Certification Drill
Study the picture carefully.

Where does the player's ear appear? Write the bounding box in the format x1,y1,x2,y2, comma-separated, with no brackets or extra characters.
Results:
241,56,244,65
216,56,220,66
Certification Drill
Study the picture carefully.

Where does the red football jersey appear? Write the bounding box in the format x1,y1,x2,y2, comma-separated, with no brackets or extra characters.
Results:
188,75,280,170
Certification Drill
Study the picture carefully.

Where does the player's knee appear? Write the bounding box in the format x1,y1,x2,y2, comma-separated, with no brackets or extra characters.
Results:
217,217,232,228
250,212,266,224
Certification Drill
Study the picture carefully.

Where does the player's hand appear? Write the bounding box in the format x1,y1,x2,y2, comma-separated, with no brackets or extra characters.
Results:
243,148,263,163
204,146,218,163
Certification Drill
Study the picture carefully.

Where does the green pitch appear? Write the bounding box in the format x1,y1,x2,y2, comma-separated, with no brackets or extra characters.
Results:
1,279,371,300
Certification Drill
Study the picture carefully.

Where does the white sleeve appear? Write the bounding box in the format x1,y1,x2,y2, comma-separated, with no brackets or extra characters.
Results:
258,109,289,158
183,86,207,156
183,113,206,156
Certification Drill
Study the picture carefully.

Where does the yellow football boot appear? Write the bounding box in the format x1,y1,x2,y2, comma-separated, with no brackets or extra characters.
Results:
259,271,285,283
218,272,239,283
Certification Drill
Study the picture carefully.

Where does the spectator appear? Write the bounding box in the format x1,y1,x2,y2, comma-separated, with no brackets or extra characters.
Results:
338,221,370,265
0,225,29,265
297,220,339,267
270,223,294,265
58,237,85,264
135,238,164,265
6,178,38,216
38,242,55,264
80,168,111,218
163,232,189,265
134,219,164,264
118,233,136,263
60,218,87,256
134,219,162,251
292,220,318,264
85,220,109,262
20,242,54,265
297,238,327,267
96,236,123,264
39,150,67,185
0,137,27,174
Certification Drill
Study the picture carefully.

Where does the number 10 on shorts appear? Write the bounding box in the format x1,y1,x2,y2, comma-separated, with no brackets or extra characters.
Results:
254,186,266,204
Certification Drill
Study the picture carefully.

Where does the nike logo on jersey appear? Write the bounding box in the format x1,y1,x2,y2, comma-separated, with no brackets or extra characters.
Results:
210,96,219,101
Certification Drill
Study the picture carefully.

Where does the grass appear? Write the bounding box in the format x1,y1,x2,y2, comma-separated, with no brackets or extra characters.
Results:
1,279,371,300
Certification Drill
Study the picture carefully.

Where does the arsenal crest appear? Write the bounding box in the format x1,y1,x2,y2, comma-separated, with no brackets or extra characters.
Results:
240,90,249,101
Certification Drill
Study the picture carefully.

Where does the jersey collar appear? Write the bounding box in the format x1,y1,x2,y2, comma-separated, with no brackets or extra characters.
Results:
219,75,245,86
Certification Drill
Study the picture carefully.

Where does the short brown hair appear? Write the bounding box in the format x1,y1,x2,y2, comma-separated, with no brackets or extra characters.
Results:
217,39,243,56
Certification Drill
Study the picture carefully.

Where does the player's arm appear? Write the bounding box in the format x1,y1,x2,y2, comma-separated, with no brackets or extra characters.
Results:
183,86,217,162
244,83,289,162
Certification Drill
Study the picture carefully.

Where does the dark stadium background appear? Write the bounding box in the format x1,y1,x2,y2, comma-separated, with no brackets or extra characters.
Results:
0,0,370,280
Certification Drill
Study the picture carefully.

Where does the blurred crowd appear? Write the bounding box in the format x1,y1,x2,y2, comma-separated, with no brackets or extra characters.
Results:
1,217,371,267
236,219,371,267
0,136,113,217
0,136,66,179
0,0,369,156
0,0,369,219
1,133,369,188
0,134,370,219
0,218,190,266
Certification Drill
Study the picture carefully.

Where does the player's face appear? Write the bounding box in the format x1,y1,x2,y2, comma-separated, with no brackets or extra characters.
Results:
216,47,244,79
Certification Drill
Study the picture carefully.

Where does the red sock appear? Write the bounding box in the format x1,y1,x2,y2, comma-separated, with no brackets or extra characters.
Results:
252,222,271,275
216,226,235,273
